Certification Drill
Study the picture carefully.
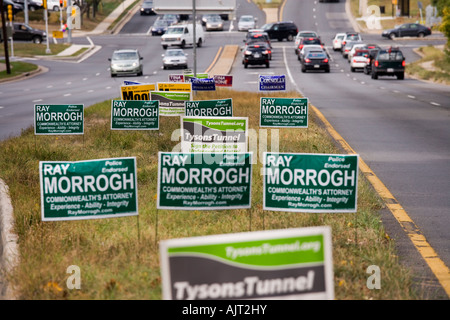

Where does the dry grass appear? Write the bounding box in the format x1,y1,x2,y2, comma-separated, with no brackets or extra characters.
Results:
0,89,418,299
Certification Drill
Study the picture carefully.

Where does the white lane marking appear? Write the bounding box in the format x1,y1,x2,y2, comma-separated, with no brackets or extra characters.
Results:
408,95,416,99
430,102,441,106
283,46,303,95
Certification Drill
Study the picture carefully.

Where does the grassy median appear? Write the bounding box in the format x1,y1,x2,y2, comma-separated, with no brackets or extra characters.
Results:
0,89,418,299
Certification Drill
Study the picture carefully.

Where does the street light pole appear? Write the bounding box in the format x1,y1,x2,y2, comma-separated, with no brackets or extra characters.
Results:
192,0,197,77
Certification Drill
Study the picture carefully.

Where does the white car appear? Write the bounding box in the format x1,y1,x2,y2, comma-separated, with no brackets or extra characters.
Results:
350,49,369,72
332,33,346,51
238,15,256,31
162,49,188,69
347,43,367,62
205,15,224,31
298,44,324,61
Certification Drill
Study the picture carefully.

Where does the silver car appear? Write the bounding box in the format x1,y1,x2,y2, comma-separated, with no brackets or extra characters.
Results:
238,15,256,31
162,49,188,69
109,49,143,77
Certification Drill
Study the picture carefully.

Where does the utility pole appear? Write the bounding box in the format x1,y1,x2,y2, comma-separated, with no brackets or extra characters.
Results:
1,0,11,74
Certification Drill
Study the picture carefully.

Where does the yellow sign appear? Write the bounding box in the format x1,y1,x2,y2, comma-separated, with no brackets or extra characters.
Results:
52,31,64,39
120,84,156,100
157,82,192,93
392,0,397,5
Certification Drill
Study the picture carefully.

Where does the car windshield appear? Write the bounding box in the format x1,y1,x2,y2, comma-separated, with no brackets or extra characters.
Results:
300,32,317,37
261,23,273,30
355,51,369,57
166,50,185,57
112,52,138,60
240,16,253,22
347,35,360,40
378,51,404,60
154,20,168,27
303,38,321,44
167,27,184,34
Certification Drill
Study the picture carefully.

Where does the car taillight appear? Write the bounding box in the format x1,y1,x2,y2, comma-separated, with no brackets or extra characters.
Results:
305,58,311,63
323,58,329,63
299,45,303,50
402,60,406,67
374,61,379,67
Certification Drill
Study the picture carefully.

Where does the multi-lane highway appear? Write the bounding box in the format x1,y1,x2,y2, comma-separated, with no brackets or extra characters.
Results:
0,0,449,298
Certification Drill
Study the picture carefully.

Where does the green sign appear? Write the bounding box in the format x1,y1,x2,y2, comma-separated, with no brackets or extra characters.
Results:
160,226,334,300
157,152,252,210
39,157,138,221
151,91,191,116
264,153,359,212
111,100,159,130
185,98,232,117
181,116,248,153
34,104,84,135
260,97,308,128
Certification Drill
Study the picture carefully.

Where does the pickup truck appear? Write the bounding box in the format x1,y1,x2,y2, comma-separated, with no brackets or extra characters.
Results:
371,47,405,80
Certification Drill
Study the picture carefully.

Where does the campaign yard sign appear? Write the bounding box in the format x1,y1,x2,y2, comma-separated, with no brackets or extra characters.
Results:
39,157,138,221
180,116,248,153
168,74,185,82
260,97,308,128
160,226,334,300
190,77,216,91
151,91,191,116
184,98,233,117
213,75,233,87
34,104,84,135
121,84,156,100
111,100,159,130
258,75,286,91
158,82,192,93
263,153,359,213
157,152,252,210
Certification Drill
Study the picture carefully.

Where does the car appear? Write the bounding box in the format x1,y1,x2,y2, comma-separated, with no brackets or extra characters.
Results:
332,32,346,51
298,45,326,61
296,37,323,56
205,15,224,31
140,0,155,15
0,22,46,43
350,49,369,72
382,23,432,39
242,44,270,68
201,14,221,26
150,19,170,36
238,15,256,32
161,14,180,26
347,43,367,62
340,32,362,51
32,0,60,11
162,49,188,69
300,50,330,73
4,0,23,14
262,21,298,41
342,40,363,58
244,31,271,48
243,41,272,60
12,0,41,11
294,30,320,53
109,49,143,77
371,47,405,80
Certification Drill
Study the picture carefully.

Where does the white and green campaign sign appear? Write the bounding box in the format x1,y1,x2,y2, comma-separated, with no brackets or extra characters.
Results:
39,157,138,221
260,97,308,128
184,98,232,117
160,226,334,300
34,104,84,135
151,91,191,116
181,116,248,153
111,100,159,130
157,152,252,210
264,153,359,213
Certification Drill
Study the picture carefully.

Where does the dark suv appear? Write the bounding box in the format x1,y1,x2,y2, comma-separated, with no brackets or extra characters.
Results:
242,44,270,68
0,23,46,44
262,21,298,41
371,47,405,80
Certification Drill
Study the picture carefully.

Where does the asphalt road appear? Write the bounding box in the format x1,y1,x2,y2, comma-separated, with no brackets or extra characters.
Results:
0,0,449,299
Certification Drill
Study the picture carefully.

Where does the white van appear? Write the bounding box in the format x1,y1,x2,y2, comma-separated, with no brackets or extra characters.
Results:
33,0,64,11
161,23,205,49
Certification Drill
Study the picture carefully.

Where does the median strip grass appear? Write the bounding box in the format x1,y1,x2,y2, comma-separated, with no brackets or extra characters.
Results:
0,89,418,299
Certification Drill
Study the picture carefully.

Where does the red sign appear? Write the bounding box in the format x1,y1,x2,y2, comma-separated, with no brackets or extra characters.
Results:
168,74,185,82
213,75,233,87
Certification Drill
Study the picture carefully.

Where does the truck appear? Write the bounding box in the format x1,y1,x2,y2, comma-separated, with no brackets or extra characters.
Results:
153,0,236,17
161,23,205,49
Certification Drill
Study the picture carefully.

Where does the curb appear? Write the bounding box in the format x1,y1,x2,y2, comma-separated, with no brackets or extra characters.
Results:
0,65,48,84
0,179,19,300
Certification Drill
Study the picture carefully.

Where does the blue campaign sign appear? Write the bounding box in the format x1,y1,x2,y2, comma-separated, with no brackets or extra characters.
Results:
190,77,216,91
259,75,286,91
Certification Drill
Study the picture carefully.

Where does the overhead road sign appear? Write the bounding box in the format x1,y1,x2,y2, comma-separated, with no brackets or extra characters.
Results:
153,0,236,15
